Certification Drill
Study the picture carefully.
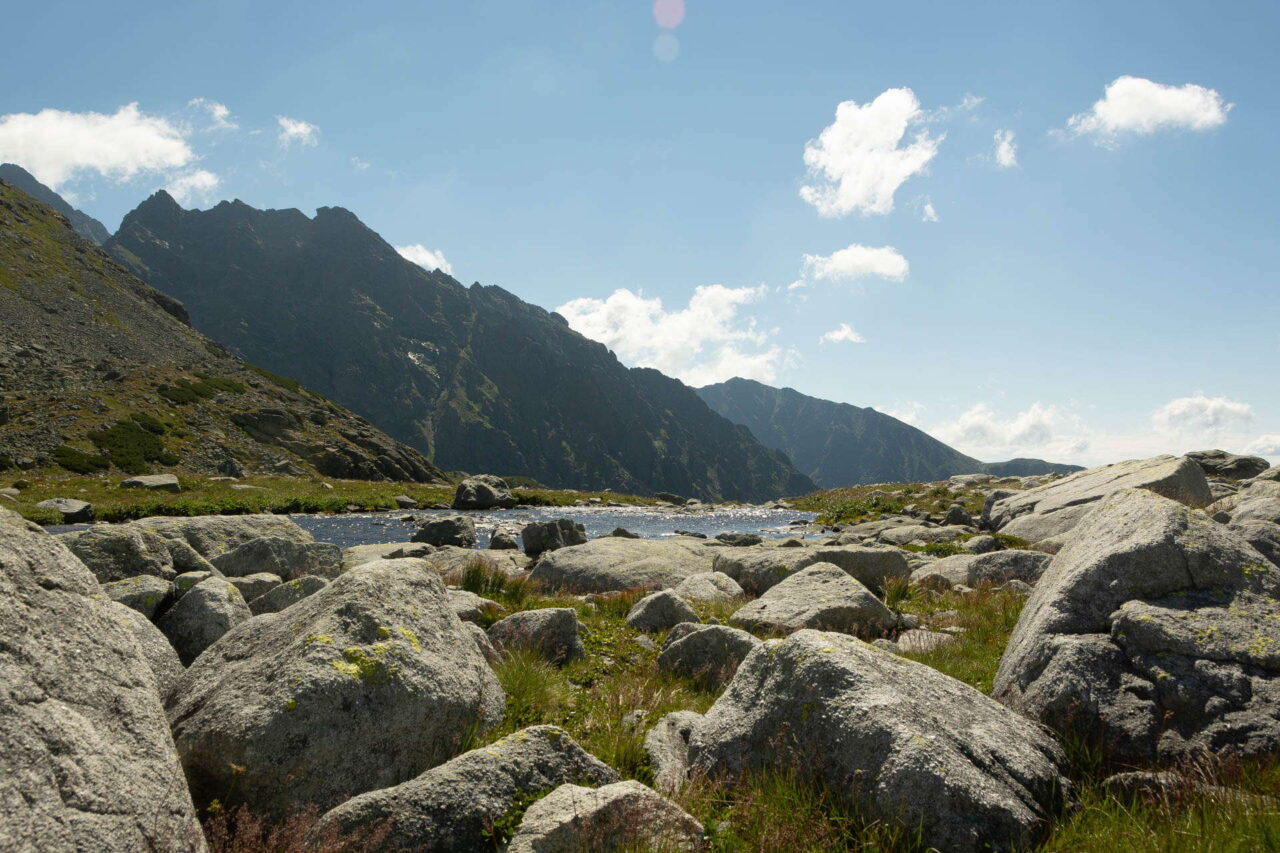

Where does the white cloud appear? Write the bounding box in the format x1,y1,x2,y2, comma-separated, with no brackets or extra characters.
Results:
802,242,909,283
556,285,787,386
0,102,195,188
799,88,942,217
1151,394,1252,434
1067,76,1231,143
921,201,939,222
165,169,220,205
188,98,237,130
819,323,866,344
881,402,925,426
277,115,319,148
396,244,453,275
351,156,370,171
993,129,1018,168
929,402,1093,462
1243,435,1280,457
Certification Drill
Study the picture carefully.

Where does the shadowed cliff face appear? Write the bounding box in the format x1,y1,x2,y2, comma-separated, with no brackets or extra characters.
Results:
0,179,447,484
697,378,1081,488
105,194,814,502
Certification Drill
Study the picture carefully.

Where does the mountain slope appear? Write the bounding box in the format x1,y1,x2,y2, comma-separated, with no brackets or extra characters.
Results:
0,179,446,483
104,194,814,502
0,163,111,245
697,378,1081,488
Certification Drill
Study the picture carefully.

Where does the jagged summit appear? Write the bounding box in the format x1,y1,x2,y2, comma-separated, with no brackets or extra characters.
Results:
0,179,447,483
105,194,813,501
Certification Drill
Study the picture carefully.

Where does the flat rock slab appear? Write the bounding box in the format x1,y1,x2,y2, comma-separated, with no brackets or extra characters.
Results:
986,455,1212,542
689,629,1070,853
994,488,1280,765
120,474,181,492
0,508,204,851
529,537,715,593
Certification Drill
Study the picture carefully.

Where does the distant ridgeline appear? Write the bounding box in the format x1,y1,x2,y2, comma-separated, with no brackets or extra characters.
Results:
104,193,815,502
697,378,1082,488
0,178,446,483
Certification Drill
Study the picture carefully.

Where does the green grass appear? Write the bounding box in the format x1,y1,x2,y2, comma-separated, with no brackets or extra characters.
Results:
793,481,996,526
3,473,659,524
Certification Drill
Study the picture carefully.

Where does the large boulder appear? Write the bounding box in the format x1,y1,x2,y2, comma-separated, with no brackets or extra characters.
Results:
993,488,1280,765
657,624,761,690
878,524,968,547
311,726,618,852
672,571,744,603
1229,521,1280,568
209,536,342,580
106,601,185,701
507,780,704,853
1186,449,1270,481
911,550,1051,589
729,563,895,637
0,509,204,851
412,514,478,548
68,524,177,583
644,711,704,795
167,558,504,813
529,537,714,593
626,590,699,632
247,574,328,614
34,497,93,523
134,513,312,558
488,608,585,665
689,630,1070,852
226,571,282,602
426,545,528,579
985,455,1212,542
522,518,587,557
100,574,176,619
713,544,908,596
156,576,252,664
120,473,181,493
453,474,517,510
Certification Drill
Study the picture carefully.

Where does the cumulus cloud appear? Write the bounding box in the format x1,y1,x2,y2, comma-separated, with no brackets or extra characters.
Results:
396,244,453,275
994,129,1018,168
1244,435,1280,457
0,102,195,188
921,201,939,222
165,169,220,205
556,285,787,386
351,156,370,171
1067,76,1231,143
277,115,319,148
1151,394,1252,434
819,323,866,344
928,402,1093,462
799,88,942,217
802,242,909,283
188,98,237,130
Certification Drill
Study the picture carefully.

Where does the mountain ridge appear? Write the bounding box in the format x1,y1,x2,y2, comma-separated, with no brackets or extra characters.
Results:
0,178,447,484
104,192,815,502
0,163,111,245
696,377,1082,487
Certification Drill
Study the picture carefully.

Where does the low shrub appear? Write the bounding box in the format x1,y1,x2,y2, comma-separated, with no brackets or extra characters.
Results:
87,419,179,474
51,445,110,474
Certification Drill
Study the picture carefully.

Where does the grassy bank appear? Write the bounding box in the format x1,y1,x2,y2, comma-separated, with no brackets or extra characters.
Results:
1,473,656,525
791,480,1010,526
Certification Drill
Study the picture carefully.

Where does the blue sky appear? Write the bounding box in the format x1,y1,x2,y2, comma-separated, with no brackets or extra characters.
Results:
3,0,1277,465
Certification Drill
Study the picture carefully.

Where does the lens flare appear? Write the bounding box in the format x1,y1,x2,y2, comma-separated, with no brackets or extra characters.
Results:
653,0,685,29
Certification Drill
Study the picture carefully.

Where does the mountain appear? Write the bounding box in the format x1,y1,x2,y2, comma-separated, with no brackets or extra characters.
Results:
0,163,111,245
104,193,815,502
696,378,1082,488
0,178,446,483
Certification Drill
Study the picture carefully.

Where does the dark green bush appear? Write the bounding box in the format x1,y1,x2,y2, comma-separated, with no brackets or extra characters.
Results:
52,445,111,474
129,412,167,435
87,420,179,474
158,376,245,405
246,364,301,392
